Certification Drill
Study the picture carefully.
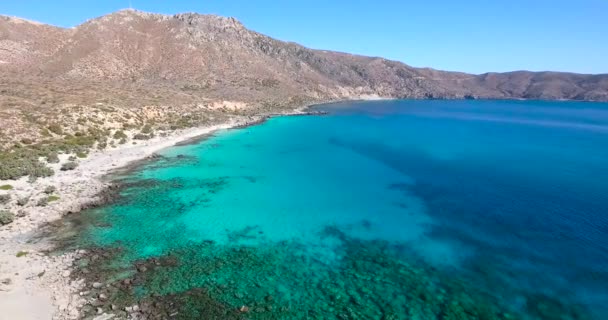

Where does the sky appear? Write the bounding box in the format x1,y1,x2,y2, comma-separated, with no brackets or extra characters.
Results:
1,0,607,74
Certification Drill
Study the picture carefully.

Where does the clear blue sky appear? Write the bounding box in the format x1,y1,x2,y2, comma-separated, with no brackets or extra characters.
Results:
2,0,607,74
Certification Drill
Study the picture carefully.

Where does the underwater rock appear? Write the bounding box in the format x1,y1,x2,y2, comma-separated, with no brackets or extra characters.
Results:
57,211,595,320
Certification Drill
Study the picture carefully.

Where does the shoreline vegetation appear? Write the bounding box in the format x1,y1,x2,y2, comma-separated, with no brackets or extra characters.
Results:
0,101,327,320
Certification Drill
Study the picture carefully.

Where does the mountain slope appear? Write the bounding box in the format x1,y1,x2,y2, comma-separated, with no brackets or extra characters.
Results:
1,9,606,105
0,9,606,179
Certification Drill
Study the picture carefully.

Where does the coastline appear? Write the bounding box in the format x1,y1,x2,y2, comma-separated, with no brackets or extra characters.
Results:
1,98,602,319
0,108,312,320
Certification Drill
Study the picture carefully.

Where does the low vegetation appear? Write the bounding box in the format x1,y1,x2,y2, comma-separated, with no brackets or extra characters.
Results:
133,133,153,140
0,194,10,205
0,150,54,180
0,184,13,190
113,130,128,140
46,152,60,163
76,151,88,158
0,210,15,225
0,129,110,180
36,197,49,207
16,251,28,258
0,95,258,181
60,162,78,171
17,197,29,206
141,124,154,134
47,124,63,135
44,185,57,194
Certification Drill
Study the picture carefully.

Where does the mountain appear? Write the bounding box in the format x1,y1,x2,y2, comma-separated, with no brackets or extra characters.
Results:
0,9,607,149
1,9,606,104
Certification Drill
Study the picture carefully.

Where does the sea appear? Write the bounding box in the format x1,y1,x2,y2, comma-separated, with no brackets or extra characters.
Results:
56,99,608,319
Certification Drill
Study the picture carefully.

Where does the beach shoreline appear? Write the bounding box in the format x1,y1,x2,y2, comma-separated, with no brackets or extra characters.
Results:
0,106,318,320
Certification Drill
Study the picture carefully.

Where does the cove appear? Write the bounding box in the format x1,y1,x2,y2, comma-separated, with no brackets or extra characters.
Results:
55,100,608,319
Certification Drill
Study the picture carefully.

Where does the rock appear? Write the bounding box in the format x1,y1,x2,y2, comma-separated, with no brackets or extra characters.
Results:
126,305,140,313
90,300,104,307
92,282,103,289
99,293,108,301
93,314,114,320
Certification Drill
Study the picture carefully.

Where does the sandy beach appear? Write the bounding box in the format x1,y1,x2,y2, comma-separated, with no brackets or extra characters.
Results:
0,114,269,320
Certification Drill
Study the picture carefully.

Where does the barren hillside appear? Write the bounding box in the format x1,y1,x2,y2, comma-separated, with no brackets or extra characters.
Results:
0,9,607,180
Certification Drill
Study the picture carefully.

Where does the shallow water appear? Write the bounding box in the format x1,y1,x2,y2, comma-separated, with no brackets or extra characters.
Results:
62,100,608,319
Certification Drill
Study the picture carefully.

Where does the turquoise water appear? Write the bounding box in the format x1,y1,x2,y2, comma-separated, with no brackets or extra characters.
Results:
65,100,608,319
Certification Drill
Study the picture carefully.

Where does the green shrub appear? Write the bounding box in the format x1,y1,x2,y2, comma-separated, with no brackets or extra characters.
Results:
133,133,152,140
113,130,128,139
76,151,88,158
141,124,153,134
27,166,54,180
46,152,60,164
40,129,52,137
47,124,63,135
119,138,127,144
64,135,96,148
68,155,77,161
0,185,13,190
0,194,10,204
60,162,78,171
0,210,14,225
0,150,54,180
21,138,33,145
16,251,28,257
17,197,29,206
37,197,48,207
44,186,56,194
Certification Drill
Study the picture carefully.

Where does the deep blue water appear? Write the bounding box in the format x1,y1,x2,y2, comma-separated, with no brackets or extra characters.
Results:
65,100,608,319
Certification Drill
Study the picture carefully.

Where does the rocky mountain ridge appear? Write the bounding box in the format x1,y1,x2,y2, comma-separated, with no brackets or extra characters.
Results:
1,9,607,150
1,9,606,104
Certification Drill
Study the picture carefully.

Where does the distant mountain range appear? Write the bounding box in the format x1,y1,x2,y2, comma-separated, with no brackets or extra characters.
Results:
1,9,607,105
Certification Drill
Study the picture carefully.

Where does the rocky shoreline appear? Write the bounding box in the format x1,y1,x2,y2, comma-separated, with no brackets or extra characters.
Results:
0,107,318,320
